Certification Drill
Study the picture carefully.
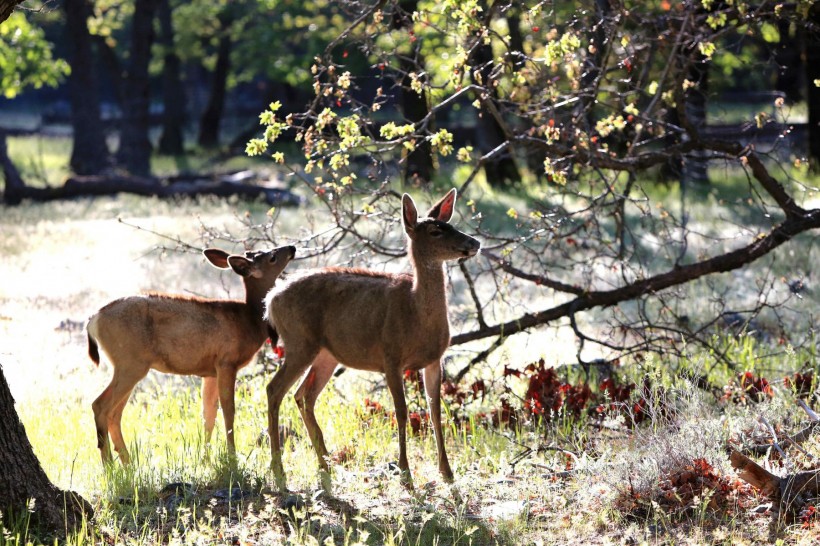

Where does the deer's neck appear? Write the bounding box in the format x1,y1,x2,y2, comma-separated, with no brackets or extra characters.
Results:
243,282,269,334
410,251,449,332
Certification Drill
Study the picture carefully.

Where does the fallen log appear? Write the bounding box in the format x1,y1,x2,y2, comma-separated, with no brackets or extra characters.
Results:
3,171,303,206
730,449,820,520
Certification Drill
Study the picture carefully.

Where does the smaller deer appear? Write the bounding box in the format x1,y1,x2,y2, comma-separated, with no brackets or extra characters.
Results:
265,189,480,490
87,245,296,464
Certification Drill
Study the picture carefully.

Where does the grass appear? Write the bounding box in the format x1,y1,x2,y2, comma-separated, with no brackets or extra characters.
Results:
3,337,820,545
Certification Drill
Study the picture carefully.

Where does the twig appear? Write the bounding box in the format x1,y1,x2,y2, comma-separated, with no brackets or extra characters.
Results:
117,218,202,253
798,398,820,422
758,415,791,469
453,336,506,382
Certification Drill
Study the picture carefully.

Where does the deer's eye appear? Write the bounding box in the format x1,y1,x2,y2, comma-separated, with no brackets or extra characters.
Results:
269,254,278,263
429,227,443,237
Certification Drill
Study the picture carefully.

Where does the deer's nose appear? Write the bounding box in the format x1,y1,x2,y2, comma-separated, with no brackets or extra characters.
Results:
462,237,481,257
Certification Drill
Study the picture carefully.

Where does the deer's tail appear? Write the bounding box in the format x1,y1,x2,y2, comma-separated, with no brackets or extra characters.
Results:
88,331,100,365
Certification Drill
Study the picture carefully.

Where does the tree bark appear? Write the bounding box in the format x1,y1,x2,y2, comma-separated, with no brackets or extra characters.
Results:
197,9,233,148
117,0,159,176
64,0,109,175
1,128,26,205
157,0,186,155
391,0,434,185
775,19,802,103
0,0,24,23
0,364,92,536
471,40,521,186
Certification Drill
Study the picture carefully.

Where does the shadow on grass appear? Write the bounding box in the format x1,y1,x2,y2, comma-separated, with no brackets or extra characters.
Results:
100,479,498,546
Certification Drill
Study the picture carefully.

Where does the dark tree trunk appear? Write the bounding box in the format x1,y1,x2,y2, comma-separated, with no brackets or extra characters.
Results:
505,9,525,70
681,59,709,185
471,41,521,186
806,5,820,171
197,11,232,149
64,0,109,175
0,0,24,22
391,0,434,185
157,0,185,155
579,0,611,124
117,0,159,176
398,53,434,185
1,128,26,205
91,34,125,106
0,364,92,536
775,19,802,102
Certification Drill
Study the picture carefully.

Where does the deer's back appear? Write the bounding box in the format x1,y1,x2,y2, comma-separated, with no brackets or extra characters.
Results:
88,294,265,376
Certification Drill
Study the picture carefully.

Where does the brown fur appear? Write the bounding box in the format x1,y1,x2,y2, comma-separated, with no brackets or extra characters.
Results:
87,245,295,464
265,189,480,490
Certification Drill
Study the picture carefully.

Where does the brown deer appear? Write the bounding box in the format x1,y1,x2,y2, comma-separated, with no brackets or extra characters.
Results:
87,245,296,464
265,189,480,489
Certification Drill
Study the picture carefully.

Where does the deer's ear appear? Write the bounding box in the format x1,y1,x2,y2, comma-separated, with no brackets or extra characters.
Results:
203,248,231,269
402,193,418,234
228,255,261,278
426,188,457,222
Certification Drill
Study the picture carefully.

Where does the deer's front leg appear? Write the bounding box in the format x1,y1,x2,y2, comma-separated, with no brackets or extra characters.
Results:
385,365,412,489
423,360,453,482
266,344,317,491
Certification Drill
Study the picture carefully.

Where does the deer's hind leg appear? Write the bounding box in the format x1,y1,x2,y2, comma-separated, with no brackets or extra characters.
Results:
92,364,147,465
293,350,337,473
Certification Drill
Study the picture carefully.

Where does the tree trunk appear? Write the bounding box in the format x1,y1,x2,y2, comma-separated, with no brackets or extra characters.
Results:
775,19,802,103
64,0,109,175
0,364,92,536
197,10,232,149
117,0,159,176
471,41,521,186
0,0,24,22
391,0,434,186
1,128,26,205
91,34,125,106
157,0,185,155
398,53,434,185
505,9,524,70
806,4,820,171
681,60,709,185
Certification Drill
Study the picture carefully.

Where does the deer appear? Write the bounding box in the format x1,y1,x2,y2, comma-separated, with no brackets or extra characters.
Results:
265,188,480,490
86,245,296,464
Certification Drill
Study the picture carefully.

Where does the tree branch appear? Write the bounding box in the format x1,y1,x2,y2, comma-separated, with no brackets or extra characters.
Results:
452,208,820,345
